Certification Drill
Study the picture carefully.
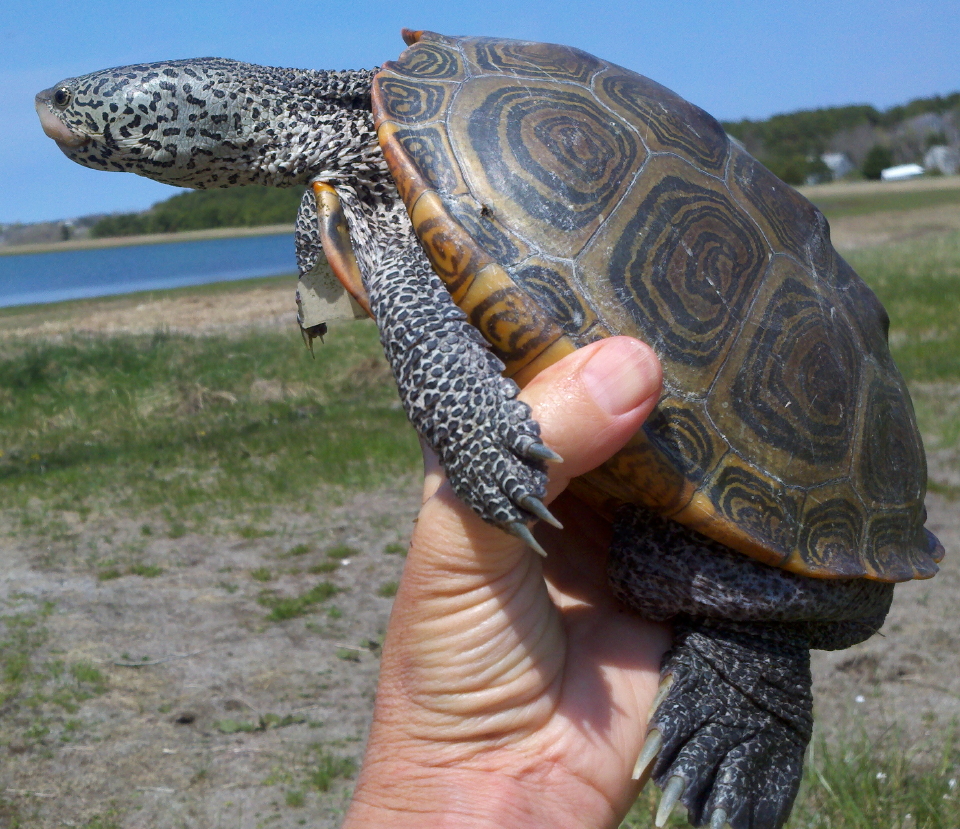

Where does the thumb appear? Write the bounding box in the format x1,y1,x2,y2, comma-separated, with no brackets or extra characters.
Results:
521,336,662,498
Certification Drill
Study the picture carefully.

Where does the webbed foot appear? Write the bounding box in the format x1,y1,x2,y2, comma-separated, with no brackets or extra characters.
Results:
401,331,561,538
640,620,813,829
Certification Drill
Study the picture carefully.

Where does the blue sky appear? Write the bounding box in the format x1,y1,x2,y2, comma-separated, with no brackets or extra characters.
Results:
4,0,958,224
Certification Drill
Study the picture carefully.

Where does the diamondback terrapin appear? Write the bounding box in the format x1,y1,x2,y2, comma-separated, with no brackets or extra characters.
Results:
36,30,943,829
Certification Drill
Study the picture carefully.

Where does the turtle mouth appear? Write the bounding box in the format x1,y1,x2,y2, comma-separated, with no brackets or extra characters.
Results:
35,90,89,148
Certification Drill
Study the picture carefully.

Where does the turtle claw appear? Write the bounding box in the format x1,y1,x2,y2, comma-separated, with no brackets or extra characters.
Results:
651,672,675,715
656,775,686,827
523,442,563,463
711,808,729,829
518,495,563,529
507,522,548,557
632,728,661,781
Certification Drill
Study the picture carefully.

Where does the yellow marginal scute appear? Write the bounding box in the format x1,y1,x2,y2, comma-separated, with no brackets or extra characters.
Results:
672,492,791,570
509,338,578,386
571,429,694,518
409,189,492,290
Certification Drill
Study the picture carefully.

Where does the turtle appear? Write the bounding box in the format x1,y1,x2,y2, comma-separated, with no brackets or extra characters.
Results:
35,30,943,829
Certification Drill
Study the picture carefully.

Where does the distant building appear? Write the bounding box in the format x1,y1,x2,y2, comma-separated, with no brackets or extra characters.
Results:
880,163,925,181
924,145,960,176
821,152,855,180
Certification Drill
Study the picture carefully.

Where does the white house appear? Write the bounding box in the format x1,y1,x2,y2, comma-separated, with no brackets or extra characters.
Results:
821,152,855,180
880,163,925,181
924,145,960,176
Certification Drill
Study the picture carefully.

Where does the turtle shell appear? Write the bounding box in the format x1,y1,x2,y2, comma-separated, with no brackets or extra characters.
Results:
371,30,944,582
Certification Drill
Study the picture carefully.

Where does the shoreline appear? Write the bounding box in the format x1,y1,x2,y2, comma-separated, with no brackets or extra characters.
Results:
4,174,958,257
0,272,303,339
0,223,294,256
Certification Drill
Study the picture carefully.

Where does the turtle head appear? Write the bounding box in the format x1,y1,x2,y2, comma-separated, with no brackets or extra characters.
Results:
35,58,271,188
37,58,381,190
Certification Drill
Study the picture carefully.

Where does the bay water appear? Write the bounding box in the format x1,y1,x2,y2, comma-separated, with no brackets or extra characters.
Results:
0,232,296,308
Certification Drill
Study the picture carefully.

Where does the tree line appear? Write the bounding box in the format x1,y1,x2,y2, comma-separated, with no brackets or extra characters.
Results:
90,186,305,238
723,91,960,184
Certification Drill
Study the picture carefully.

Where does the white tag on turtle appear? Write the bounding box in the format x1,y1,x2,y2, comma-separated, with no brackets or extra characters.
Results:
296,257,367,329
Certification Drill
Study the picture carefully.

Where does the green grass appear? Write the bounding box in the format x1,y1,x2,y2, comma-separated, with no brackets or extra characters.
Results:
622,729,960,828
308,561,340,574
249,567,274,582
0,320,420,534
325,544,359,560
812,186,960,219
377,580,399,598
285,789,306,807
0,598,109,748
128,563,163,578
307,748,357,792
258,581,340,622
846,231,960,455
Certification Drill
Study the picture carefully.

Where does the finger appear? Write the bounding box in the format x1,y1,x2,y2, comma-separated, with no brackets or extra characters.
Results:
420,437,443,503
518,336,662,499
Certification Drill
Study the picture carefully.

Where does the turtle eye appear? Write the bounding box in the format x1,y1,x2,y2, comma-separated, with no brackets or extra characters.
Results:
52,87,72,108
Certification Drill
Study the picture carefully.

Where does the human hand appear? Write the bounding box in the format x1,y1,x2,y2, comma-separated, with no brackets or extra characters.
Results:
343,337,670,829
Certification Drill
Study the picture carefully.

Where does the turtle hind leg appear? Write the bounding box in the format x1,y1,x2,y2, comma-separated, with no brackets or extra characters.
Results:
607,506,895,829
644,619,812,829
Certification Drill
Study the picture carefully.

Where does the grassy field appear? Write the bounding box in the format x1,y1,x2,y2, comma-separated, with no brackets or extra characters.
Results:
811,185,960,219
0,320,420,539
1,229,957,530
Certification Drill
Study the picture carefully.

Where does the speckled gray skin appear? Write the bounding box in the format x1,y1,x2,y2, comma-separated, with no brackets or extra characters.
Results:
610,506,894,828
36,59,549,533
35,56,895,829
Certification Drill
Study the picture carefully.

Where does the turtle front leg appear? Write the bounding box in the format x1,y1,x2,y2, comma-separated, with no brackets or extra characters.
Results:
365,234,561,549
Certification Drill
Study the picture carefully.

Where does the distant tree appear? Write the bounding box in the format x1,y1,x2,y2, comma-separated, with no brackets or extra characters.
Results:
765,154,832,186
768,154,809,185
862,145,893,179
89,186,304,238
804,156,833,184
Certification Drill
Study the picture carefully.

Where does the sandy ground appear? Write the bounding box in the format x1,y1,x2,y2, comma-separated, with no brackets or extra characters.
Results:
1,480,956,828
0,489,421,828
2,217,959,827
0,282,300,341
